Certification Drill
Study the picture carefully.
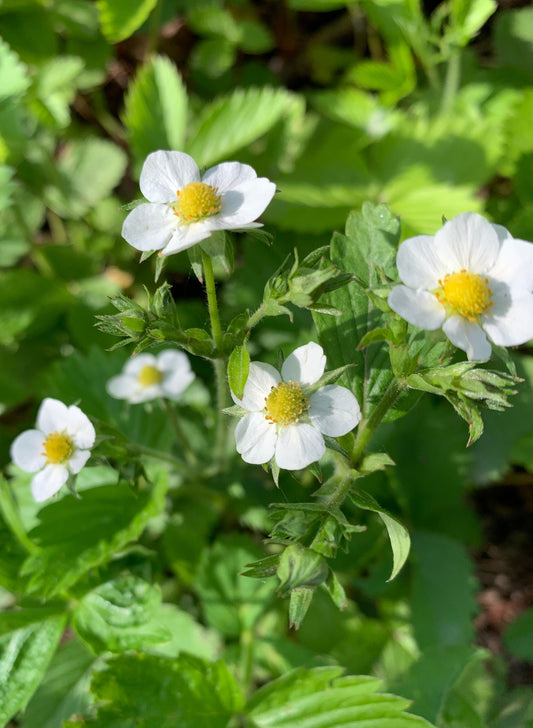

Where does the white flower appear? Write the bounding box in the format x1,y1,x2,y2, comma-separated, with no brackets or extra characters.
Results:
121,150,276,257
10,398,95,503
106,350,194,404
388,212,533,361
232,342,361,471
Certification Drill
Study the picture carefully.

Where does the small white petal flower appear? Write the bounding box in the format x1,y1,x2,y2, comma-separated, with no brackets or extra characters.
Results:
232,343,361,471
106,349,195,404
10,398,95,503
121,151,276,257
388,212,533,361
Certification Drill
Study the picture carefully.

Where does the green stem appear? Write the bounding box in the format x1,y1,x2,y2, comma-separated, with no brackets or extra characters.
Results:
161,400,198,468
440,49,461,115
202,251,230,466
239,627,255,700
246,303,266,330
135,444,189,473
0,478,38,554
325,378,406,510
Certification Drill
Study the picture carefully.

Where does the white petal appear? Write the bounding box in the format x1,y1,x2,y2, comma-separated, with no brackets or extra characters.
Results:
281,342,326,386
122,203,176,252
64,406,95,449
214,179,276,227
388,286,446,330
31,465,68,502
37,398,69,434
234,413,277,464
396,235,444,289
241,362,280,411
442,316,491,361
275,423,325,470
436,212,500,274
201,162,257,192
161,370,195,399
69,449,91,474
156,350,192,372
123,354,158,376
139,151,200,202
159,222,213,256
10,430,46,472
106,374,137,400
483,291,533,347
129,385,162,403
309,385,361,437
488,233,533,291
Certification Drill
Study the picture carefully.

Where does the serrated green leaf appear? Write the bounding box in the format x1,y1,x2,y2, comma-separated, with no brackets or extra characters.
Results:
28,56,84,128
20,638,94,728
73,575,169,653
349,488,410,581
69,653,243,728
97,0,158,43
187,86,296,167
246,666,434,727
0,615,66,726
227,344,250,399
21,474,168,599
44,138,127,219
195,534,276,637
122,55,188,171
0,37,29,101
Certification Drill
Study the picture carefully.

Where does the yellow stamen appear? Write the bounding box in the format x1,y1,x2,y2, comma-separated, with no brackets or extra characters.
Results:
264,381,309,427
42,432,74,465
436,269,493,321
138,365,164,387
172,182,221,223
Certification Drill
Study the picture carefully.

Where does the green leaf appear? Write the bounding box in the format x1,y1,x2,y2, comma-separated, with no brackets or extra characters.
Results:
0,615,66,726
122,55,188,171
450,0,497,46
28,56,84,128
73,575,170,653
503,608,533,661
246,666,435,727
313,203,407,420
21,474,168,599
68,653,243,728
20,638,94,728
195,534,276,637
187,86,296,167
349,489,410,581
44,138,127,219
0,36,29,101
97,0,158,43
411,531,478,649
227,344,250,399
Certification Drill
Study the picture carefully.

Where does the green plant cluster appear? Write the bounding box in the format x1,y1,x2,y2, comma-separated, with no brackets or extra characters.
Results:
1,1,532,727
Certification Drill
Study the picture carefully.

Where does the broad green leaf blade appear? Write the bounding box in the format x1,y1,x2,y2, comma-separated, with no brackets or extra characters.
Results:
97,0,158,43
349,489,410,581
0,37,29,101
246,666,435,727
313,203,415,421
122,55,188,172
227,344,250,399
44,138,127,219
21,474,168,599
20,638,94,728
0,615,66,726
73,575,169,653
195,534,276,637
65,653,243,728
411,531,478,649
187,86,296,167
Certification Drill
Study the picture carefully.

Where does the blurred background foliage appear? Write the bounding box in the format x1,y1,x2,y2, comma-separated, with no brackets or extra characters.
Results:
0,0,532,726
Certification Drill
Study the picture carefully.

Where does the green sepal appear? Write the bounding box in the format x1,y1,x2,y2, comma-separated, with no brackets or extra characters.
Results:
221,404,248,417
241,554,280,579
187,245,204,283
323,570,348,611
289,586,315,630
227,344,250,399
276,543,328,597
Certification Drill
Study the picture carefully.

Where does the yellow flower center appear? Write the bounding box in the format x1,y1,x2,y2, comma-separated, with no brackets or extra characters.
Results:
264,381,309,427
172,182,221,223
42,432,74,465
436,269,493,321
138,365,164,387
